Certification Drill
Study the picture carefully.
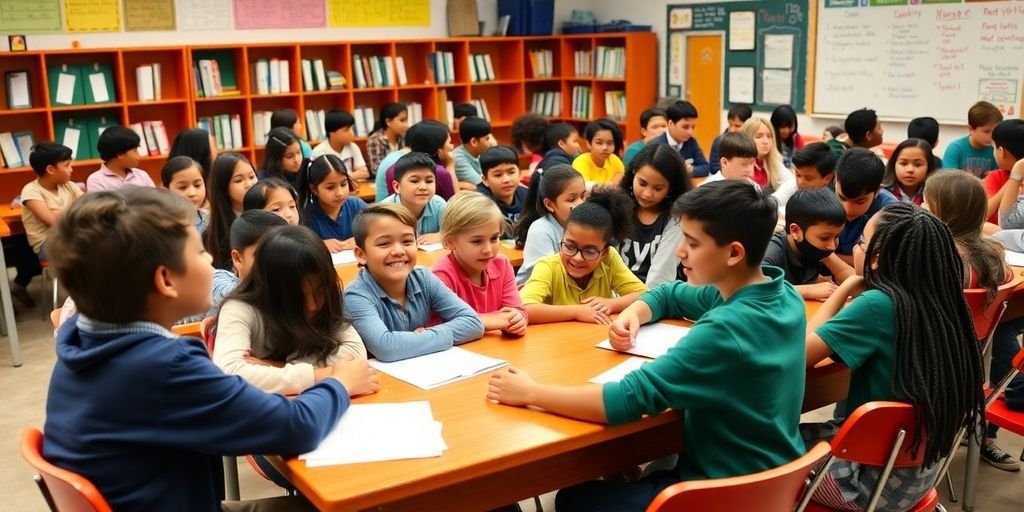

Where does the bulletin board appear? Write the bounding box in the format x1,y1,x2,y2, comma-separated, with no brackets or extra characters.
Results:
665,1,810,112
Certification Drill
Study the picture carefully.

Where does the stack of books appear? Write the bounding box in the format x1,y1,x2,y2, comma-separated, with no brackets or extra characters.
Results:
194,58,241,98
352,106,376,138
429,51,456,85
251,59,291,95
406,102,424,125
301,59,344,92
595,47,626,79
573,50,594,77
197,115,244,150
571,86,592,119
129,121,171,156
252,111,273,146
135,64,162,102
304,109,327,141
527,49,554,78
0,131,35,169
530,92,561,117
604,91,626,121
468,54,496,82
353,55,404,89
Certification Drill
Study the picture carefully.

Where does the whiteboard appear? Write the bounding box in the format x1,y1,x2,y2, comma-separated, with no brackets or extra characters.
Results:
813,1,1024,123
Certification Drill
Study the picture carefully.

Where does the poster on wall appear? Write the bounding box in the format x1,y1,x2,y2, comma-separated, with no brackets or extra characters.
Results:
65,0,121,32
328,0,431,27
125,0,176,31
0,0,62,33
763,34,794,70
234,0,325,29
728,11,755,51
728,67,754,104
669,33,685,86
762,69,792,105
669,7,692,30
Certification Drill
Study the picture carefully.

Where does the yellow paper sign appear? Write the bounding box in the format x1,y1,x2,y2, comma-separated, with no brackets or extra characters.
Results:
64,0,120,32
124,0,176,31
328,0,430,27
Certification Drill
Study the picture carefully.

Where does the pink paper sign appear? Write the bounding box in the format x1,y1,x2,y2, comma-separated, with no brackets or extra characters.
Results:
233,0,325,29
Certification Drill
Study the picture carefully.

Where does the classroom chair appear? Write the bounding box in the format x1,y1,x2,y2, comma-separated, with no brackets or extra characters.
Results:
50,309,61,331
645,442,831,512
20,427,113,512
798,402,945,512
962,347,1024,510
38,261,60,322
200,316,216,354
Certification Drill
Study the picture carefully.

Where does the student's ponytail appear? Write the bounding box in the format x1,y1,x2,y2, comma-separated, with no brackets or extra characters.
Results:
513,165,584,248
567,186,635,243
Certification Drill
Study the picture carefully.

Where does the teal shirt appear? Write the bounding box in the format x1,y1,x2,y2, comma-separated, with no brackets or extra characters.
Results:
603,266,806,480
623,140,646,168
382,193,446,235
815,289,900,414
452,145,483,185
942,135,997,178
299,139,313,160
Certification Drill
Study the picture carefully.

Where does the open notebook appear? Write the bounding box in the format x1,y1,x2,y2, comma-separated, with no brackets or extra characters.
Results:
369,347,508,390
595,322,691,359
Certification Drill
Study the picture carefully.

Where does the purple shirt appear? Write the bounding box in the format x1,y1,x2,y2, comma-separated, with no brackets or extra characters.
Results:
86,164,156,192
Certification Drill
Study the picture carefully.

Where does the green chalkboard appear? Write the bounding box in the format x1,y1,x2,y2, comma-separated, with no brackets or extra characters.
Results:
666,1,810,112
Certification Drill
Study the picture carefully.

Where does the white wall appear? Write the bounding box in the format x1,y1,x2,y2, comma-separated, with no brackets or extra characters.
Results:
559,0,972,152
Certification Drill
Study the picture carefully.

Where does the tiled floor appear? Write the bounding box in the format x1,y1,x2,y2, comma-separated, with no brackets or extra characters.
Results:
0,288,1019,511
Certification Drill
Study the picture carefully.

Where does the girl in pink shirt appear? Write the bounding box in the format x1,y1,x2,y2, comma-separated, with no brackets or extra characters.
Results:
433,192,527,336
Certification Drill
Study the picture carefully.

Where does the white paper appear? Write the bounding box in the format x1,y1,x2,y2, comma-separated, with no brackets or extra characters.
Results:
418,242,445,253
369,347,508,390
669,8,693,30
1005,250,1024,267
589,357,647,384
729,11,756,51
669,33,684,87
177,0,232,31
62,127,81,159
300,402,447,466
761,69,793,105
728,67,755,104
331,250,358,265
595,323,691,359
89,73,109,103
763,34,794,70
9,72,30,108
55,73,76,105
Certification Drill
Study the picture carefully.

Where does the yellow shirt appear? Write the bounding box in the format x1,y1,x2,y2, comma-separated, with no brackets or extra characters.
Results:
20,180,83,253
572,153,625,184
521,249,647,305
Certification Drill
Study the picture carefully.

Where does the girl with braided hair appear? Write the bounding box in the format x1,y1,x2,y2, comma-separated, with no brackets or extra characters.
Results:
804,202,985,510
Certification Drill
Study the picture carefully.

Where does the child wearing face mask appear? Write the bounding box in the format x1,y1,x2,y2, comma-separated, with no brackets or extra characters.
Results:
762,188,855,301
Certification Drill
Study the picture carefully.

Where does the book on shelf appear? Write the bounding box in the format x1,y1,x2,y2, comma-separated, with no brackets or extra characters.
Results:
327,71,346,89
528,49,554,78
129,123,149,156
141,121,159,156
595,47,625,79
604,91,626,121
302,58,335,92
252,59,290,95
469,54,495,82
429,51,456,85
572,86,592,119
152,120,171,154
470,99,491,122
0,132,23,168
135,63,163,102
194,56,240,98
353,55,396,89
252,110,273,146
406,102,424,125
353,106,376,138
199,114,244,150
530,91,561,117
304,109,327,141
438,89,450,128
395,57,408,86
574,50,594,78
47,64,86,106
82,62,116,105
13,131,34,167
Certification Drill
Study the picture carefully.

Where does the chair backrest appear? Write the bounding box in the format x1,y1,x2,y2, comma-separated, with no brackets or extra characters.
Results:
171,321,202,338
964,275,1021,341
829,401,926,468
646,442,831,512
987,347,1024,408
50,309,61,331
200,316,217,355
20,428,112,512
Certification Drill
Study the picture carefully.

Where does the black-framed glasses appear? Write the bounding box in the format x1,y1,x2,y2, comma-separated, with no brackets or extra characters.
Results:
560,241,604,261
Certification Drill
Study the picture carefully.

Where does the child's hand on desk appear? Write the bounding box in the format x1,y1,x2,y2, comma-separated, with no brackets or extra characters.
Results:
581,296,613,314
609,311,641,350
324,238,353,253
487,367,536,406
417,233,442,245
501,307,527,336
331,355,379,397
351,168,371,182
575,304,611,325
804,281,839,301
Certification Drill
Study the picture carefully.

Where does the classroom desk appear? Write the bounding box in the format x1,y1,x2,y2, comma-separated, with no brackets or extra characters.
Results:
0,205,23,235
335,245,524,285
268,306,850,512
0,218,21,366
354,180,375,202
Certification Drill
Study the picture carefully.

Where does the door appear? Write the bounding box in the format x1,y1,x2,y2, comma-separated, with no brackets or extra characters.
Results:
685,34,723,155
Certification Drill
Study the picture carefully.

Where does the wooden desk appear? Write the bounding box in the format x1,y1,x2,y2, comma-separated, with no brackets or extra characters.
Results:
269,308,849,512
0,205,23,236
336,245,524,285
354,181,376,202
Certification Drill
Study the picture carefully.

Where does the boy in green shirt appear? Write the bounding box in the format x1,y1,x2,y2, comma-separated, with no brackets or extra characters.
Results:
487,180,807,511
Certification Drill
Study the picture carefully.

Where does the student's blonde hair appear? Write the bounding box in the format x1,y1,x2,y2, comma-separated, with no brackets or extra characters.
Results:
741,117,789,191
352,202,418,249
440,192,506,241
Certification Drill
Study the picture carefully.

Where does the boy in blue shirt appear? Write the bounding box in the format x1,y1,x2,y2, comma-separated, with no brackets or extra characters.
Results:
707,103,751,175
537,122,581,173
344,202,484,362
384,152,448,244
43,187,378,511
649,100,709,177
487,180,806,511
477,145,528,227
943,100,1002,178
452,116,496,189
834,148,896,266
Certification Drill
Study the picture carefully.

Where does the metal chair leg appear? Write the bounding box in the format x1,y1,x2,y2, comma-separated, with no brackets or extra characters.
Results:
945,472,958,503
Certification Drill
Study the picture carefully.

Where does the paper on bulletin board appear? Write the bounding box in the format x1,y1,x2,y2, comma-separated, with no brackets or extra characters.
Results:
669,8,692,30
65,0,121,32
728,66,754,104
762,69,792,105
124,0,176,31
177,0,232,31
329,0,431,27
728,11,755,51
0,0,62,33
234,0,325,29
763,34,794,70
669,32,684,86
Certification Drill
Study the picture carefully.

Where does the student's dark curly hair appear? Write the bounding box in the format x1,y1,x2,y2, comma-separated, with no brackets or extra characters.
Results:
619,143,692,213
566,186,634,244
863,203,984,467
511,113,549,154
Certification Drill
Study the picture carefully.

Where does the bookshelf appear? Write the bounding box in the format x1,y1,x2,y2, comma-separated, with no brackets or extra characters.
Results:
0,33,655,202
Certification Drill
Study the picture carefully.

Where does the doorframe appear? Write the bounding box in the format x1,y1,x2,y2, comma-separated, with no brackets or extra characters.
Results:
679,31,726,148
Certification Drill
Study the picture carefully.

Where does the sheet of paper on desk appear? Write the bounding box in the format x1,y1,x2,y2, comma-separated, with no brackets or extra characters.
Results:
589,357,646,384
1006,250,1024,267
300,401,447,467
595,322,691,359
331,250,357,265
369,347,508,390
418,242,445,252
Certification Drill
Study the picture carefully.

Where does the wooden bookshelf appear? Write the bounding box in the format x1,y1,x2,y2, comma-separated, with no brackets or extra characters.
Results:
0,33,656,202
